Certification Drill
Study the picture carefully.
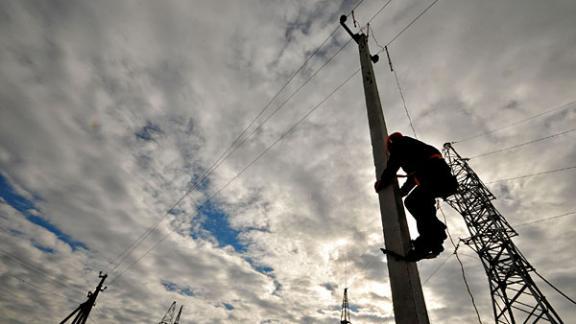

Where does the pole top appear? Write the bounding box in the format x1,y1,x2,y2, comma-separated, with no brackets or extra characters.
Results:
340,15,379,63
340,14,360,44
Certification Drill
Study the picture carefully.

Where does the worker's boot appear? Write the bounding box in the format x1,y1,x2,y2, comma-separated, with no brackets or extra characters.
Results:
427,223,447,257
406,237,432,261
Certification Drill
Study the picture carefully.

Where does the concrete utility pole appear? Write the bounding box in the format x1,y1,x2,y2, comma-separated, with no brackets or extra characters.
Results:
340,16,429,324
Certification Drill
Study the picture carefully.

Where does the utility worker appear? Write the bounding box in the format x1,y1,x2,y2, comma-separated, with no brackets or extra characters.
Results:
374,132,458,261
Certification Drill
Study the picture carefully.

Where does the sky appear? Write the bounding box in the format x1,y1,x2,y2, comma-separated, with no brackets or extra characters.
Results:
0,0,575,323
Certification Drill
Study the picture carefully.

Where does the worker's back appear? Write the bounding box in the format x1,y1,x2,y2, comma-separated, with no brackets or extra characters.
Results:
389,136,441,174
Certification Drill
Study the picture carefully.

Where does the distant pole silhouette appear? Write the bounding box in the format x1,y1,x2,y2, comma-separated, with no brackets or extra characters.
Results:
60,272,107,324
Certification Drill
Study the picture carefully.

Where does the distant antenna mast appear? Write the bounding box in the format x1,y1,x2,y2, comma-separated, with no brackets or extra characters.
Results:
159,301,177,324
442,143,563,323
340,288,352,324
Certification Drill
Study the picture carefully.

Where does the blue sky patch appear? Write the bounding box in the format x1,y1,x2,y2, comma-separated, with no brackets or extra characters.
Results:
32,242,55,254
243,256,274,275
0,173,87,251
135,121,163,141
195,199,276,275
161,280,195,296
189,172,210,192
196,199,246,253
349,304,360,313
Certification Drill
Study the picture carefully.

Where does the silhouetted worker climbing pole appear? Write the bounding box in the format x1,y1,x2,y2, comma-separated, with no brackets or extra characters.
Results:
375,133,457,261
340,15,429,324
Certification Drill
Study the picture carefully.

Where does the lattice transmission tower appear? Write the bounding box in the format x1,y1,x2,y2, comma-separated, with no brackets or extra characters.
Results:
159,301,176,324
340,288,352,324
159,301,184,324
442,143,563,323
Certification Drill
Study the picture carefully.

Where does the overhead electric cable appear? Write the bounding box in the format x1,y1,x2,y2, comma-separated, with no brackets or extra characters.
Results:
367,0,394,23
350,0,367,13
470,127,576,159
485,166,576,184
369,26,418,137
107,2,367,274
393,67,417,137
108,68,362,284
439,204,484,324
7,274,72,300
513,211,576,228
386,0,442,46
368,4,428,139
454,100,576,144
108,36,354,273
449,210,576,239
109,0,441,283
0,249,81,292
533,270,576,305
422,254,452,286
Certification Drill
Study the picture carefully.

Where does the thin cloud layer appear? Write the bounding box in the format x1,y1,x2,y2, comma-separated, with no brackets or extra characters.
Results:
1,0,575,323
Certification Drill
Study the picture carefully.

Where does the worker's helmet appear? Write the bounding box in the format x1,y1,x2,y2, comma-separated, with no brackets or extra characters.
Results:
386,132,403,150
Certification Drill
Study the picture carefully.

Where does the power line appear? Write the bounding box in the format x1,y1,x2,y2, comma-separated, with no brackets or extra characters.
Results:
513,211,576,228
533,270,576,306
107,2,365,274
449,210,576,239
367,0,394,23
5,274,72,300
365,0,448,139
108,68,362,285
107,32,347,271
393,68,417,138
109,36,354,272
370,26,418,138
109,0,444,285
485,166,576,184
350,0,367,13
0,249,82,293
470,127,576,159
454,100,576,144
108,232,170,286
439,204,484,324
386,0,442,46
422,253,452,286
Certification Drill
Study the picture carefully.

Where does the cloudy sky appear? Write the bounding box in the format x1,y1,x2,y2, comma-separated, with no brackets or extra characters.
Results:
1,0,575,323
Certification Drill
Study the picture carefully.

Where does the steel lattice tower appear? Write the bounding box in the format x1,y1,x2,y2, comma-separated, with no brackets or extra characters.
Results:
340,288,352,324
442,143,563,324
173,305,183,324
159,301,177,324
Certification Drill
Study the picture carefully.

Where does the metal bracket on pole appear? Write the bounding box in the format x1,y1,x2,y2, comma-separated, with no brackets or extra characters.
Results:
340,15,379,64
340,15,359,43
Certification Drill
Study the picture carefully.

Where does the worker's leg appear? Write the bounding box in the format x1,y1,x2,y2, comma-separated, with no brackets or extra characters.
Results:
404,186,447,253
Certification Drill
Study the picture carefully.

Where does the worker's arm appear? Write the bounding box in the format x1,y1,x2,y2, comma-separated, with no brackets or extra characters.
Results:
374,155,400,193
